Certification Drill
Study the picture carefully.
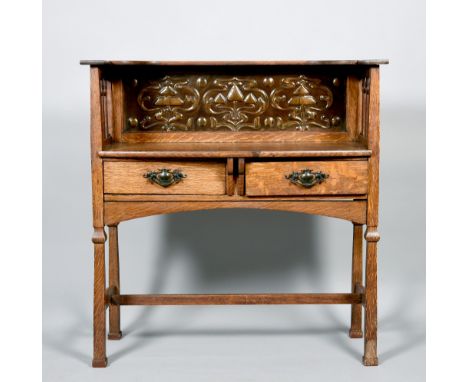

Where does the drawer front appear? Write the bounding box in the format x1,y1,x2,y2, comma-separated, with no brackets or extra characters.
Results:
104,161,226,195
245,161,368,196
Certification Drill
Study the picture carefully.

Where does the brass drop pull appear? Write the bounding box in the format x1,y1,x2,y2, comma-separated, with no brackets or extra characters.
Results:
285,169,329,188
144,169,186,187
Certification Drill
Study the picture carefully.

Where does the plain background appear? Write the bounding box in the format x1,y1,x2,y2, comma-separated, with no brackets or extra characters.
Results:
43,0,425,381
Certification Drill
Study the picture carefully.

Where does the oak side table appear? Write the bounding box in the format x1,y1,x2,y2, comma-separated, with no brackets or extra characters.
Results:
81,59,388,367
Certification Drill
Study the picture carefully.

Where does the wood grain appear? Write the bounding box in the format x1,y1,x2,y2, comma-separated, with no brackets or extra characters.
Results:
83,61,385,367
90,68,107,367
80,59,389,66
349,224,363,338
90,68,104,228
92,229,107,368
103,80,113,143
104,194,366,202
99,141,372,158
346,76,363,140
104,161,226,195
111,293,363,305
119,131,356,144
366,68,380,227
110,80,124,142
363,67,380,366
245,161,368,196
363,227,379,366
226,158,234,196
104,200,367,226
107,225,122,340
237,158,245,196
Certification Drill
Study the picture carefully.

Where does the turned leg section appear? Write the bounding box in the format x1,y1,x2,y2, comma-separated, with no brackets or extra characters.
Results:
92,228,108,368
363,227,379,366
108,224,122,340
349,223,363,338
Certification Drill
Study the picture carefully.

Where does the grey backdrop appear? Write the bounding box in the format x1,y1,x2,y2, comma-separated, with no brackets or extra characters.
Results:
43,0,425,381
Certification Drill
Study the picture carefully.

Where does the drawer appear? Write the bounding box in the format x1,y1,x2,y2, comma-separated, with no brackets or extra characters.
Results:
104,161,226,195
245,161,368,196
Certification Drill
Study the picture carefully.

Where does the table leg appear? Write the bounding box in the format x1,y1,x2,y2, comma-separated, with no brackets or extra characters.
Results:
349,223,363,338
363,226,379,366
108,224,122,340
92,228,107,367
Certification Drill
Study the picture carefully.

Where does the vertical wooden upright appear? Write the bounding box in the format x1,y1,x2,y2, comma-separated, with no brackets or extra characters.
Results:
349,223,363,338
108,224,122,340
90,67,108,367
363,67,381,366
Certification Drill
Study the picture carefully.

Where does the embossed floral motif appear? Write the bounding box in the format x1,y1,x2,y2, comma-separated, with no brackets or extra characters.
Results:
127,75,344,132
135,76,201,131
270,75,341,130
202,77,268,131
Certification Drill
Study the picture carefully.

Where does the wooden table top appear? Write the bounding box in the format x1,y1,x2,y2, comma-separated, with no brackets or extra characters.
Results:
80,59,389,66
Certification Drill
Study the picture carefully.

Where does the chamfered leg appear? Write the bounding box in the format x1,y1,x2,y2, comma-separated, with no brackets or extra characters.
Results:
349,223,363,338
92,228,107,367
363,227,380,366
108,224,122,340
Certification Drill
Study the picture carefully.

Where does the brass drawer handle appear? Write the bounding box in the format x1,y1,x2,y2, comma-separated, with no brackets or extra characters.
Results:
144,169,186,187
285,169,329,188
